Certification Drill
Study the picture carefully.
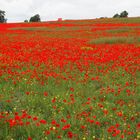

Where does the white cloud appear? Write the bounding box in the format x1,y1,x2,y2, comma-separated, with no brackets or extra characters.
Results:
0,0,140,22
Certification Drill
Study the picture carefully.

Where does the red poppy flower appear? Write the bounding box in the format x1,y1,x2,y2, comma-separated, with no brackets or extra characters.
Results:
62,124,71,130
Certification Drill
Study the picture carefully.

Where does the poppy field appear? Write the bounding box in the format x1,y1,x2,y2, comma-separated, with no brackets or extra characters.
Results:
0,18,140,140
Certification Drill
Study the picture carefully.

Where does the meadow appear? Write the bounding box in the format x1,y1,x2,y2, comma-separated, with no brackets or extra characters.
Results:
0,17,140,140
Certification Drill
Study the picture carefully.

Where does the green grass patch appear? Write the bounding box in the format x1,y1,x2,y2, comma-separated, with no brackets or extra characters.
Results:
106,27,133,34
88,36,140,45
9,26,85,32
61,17,140,25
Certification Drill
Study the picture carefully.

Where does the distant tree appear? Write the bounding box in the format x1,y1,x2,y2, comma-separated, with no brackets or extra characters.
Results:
113,13,120,18
100,17,108,19
120,11,128,18
0,10,7,23
29,14,41,22
24,19,28,22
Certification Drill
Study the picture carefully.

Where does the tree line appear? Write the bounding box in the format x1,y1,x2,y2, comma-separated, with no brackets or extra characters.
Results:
113,11,128,18
0,10,41,23
0,10,129,23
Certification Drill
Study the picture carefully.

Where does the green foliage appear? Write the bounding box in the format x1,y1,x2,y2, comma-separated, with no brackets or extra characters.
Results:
113,10,128,18
29,14,41,22
120,10,128,18
0,9,6,23
24,19,28,23
113,13,120,18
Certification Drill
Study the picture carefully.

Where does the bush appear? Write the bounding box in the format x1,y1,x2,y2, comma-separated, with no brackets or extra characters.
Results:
113,13,120,18
0,10,7,23
29,14,41,22
120,11,128,18
113,11,128,18
24,20,28,23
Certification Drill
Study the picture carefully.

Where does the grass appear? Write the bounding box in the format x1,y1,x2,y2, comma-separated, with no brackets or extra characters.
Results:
0,66,139,140
10,26,87,32
58,17,140,25
0,17,140,140
88,36,140,45
106,27,133,34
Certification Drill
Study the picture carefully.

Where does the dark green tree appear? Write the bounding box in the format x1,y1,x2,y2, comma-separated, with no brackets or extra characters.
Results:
120,11,128,18
29,14,41,22
113,13,120,18
0,10,7,23
24,19,28,22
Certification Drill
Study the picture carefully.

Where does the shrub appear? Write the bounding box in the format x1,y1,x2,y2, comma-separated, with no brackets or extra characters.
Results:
120,11,128,18
0,10,7,23
24,20,28,23
29,14,41,22
113,14,120,18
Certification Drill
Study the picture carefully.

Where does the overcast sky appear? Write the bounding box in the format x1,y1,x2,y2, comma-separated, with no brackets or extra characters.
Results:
0,0,140,23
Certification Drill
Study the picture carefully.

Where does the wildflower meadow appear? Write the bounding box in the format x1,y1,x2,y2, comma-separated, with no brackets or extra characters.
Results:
0,18,140,140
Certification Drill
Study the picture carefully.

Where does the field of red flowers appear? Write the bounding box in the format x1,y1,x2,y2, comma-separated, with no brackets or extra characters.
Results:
0,18,140,140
